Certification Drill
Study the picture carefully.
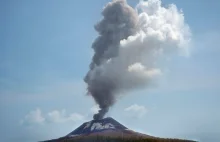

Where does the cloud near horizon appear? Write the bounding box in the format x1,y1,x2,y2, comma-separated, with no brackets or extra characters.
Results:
47,109,85,123
21,108,85,125
124,104,147,118
20,108,45,125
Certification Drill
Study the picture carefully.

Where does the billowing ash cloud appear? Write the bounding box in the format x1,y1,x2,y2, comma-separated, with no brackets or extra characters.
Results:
84,0,191,120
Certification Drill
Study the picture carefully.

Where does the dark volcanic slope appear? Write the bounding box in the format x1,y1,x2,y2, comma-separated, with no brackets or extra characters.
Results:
66,117,128,136
42,117,196,142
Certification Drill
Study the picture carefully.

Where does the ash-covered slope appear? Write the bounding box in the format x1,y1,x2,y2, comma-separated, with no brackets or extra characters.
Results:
43,117,196,142
43,117,152,142
66,117,128,137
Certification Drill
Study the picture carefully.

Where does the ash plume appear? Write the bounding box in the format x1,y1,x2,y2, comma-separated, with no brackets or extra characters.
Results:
85,0,191,120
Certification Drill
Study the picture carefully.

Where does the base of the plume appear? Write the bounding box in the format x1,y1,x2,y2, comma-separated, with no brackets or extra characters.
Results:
93,113,103,120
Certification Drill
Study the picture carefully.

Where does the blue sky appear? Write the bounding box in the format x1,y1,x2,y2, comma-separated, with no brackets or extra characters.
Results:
0,0,220,142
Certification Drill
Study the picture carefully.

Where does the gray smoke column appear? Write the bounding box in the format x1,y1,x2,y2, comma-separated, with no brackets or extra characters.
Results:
85,0,191,120
85,0,138,120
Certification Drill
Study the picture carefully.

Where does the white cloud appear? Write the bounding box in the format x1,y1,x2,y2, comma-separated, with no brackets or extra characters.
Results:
21,108,85,125
47,109,85,123
21,108,45,125
90,105,99,114
124,104,147,118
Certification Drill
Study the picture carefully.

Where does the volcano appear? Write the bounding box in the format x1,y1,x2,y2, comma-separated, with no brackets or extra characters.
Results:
65,117,151,139
43,117,196,142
